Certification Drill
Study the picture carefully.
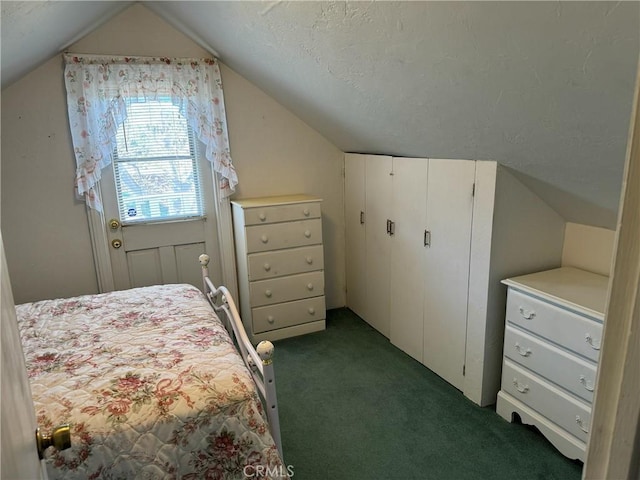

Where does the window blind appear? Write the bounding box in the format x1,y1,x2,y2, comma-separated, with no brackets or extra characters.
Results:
113,98,204,224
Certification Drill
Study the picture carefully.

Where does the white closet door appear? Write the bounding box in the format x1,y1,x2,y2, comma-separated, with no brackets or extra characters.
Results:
389,158,428,361
364,155,393,337
344,154,367,318
423,159,475,390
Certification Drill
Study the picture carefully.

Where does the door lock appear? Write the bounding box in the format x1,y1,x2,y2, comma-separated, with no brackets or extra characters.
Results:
36,424,71,459
111,239,123,249
108,218,120,230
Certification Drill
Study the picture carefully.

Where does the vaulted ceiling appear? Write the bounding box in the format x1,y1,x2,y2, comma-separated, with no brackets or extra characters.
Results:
2,1,638,228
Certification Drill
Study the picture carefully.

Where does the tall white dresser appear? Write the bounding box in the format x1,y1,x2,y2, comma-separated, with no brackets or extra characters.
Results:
231,195,326,342
496,267,609,461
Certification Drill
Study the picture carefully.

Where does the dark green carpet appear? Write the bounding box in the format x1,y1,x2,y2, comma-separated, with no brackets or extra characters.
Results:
272,308,583,480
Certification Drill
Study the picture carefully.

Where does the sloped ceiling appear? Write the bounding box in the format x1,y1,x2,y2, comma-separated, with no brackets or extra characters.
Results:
2,1,639,228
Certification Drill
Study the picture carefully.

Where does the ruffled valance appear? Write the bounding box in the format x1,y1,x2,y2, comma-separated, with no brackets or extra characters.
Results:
63,53,237,210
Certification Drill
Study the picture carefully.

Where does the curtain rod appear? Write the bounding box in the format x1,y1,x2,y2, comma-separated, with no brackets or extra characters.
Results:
63,53,219,63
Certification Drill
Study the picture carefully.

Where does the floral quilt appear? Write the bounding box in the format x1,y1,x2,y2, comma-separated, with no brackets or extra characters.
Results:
16,284,287,479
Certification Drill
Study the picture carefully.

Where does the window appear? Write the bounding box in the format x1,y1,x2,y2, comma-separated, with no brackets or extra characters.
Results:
113,97,204,224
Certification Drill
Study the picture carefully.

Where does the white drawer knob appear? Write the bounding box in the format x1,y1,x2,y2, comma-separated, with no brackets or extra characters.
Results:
307,283,314,291
267,315,275,324
518,307,536,320
308,307,316,315
512,378,529,394
579,375,595,392
304,230,311,238
303,208,310,217
259,213,267,221
261,235,269,244
514,343,532,357
576,415,589,434
264,263,271,271
585,333,601,350
306,256,313,265
265,289,272,298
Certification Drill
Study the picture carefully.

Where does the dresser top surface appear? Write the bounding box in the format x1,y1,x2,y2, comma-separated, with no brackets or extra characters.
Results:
502,267,609,319
231,194,322,208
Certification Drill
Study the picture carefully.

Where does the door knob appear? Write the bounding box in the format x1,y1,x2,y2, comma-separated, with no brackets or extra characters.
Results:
36,424,71,459
111,239,123,249
108,218,120,230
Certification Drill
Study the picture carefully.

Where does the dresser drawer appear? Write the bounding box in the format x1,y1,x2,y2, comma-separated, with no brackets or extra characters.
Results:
245,219,322,253
506,288,603,362
248,245,324,281
502,360,592,443
252,296,326,333
250,271,325,307
243,202,321,226
504,326,598,403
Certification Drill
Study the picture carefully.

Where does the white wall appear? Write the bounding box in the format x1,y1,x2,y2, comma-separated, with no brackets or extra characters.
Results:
465,162,566,406
1,52,98,303
1,4,345,307
561,223,615,277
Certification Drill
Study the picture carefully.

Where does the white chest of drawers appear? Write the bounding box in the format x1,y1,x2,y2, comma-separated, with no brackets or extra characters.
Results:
231,195,326,342
496,267,609,462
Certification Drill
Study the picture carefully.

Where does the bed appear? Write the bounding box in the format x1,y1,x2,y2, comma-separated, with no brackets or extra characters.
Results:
16,255,287,479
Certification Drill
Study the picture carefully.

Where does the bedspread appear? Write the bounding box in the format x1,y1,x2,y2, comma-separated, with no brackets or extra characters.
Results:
16,284,286,479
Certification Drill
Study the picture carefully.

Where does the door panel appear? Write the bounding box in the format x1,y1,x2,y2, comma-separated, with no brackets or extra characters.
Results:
1,237,46,479
344,154,367,318
127,249,163,287
390,158,428,361
423,159,475,390
125,242,207,289
175,243,209,287
364,155,393,337
121,220,205,250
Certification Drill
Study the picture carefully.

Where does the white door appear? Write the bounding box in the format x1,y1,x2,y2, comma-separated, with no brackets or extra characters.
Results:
389,157,428,362
364,155,393,337
344,154,367,319
423,159,475,390
1,236,47,479
99,99,222,292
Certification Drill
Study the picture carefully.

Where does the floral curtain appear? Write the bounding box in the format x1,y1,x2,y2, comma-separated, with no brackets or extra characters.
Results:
63,53,237,211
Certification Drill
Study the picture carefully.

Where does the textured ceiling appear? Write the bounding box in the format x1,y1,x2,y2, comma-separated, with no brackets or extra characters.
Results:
2,1,639,228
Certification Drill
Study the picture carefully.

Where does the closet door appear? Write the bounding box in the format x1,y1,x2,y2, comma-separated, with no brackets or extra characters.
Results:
364,155,393,337
344,154,367,319
423,159,475,390
389,158,428,361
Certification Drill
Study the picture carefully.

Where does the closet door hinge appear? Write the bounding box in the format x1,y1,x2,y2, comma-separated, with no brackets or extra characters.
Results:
472,183,475,197
463,365,466,376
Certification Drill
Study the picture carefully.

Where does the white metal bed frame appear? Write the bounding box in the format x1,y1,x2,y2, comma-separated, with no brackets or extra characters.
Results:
199,254,283,457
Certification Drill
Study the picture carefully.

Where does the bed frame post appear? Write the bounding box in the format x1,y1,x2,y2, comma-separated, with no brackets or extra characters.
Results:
257,341,283,457
199,253,284,459
199,253,210,290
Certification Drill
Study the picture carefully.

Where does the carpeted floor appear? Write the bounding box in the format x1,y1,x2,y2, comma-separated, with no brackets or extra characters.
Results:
272,308,583,480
